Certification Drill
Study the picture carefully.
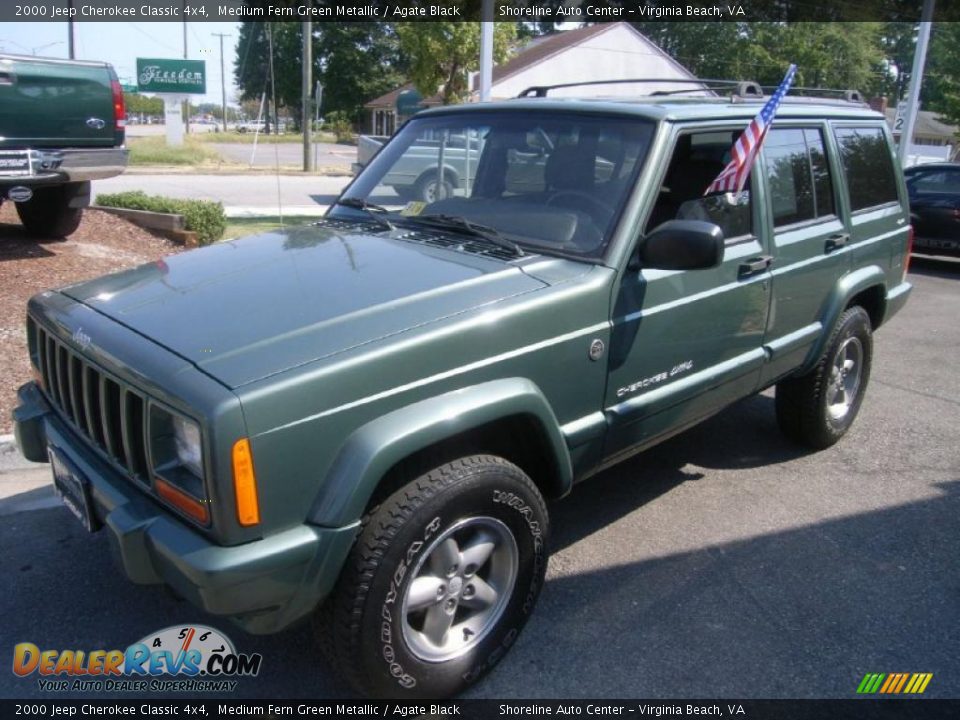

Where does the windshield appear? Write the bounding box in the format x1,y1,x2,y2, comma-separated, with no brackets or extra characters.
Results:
335,112,654,259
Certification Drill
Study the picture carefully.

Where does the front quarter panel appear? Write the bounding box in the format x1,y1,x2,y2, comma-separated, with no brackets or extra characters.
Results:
305,378,573,528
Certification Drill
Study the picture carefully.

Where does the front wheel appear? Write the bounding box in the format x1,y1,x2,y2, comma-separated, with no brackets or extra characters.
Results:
775,306,873,449
319,455,549,698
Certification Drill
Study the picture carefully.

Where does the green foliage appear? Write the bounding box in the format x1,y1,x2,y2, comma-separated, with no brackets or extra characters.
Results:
95,191,226,246
632,22,882,91
921,23,960,131
234,21,405,126
123,92,163,116
396,22,516,104
324,111,354,143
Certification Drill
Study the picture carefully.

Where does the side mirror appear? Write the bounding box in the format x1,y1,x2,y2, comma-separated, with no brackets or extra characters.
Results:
639,220,725,271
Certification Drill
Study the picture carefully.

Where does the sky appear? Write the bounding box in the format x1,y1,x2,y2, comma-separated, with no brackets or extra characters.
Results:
0,21,242,104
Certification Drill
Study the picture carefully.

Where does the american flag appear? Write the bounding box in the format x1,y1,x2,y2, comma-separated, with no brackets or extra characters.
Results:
705,64,798,198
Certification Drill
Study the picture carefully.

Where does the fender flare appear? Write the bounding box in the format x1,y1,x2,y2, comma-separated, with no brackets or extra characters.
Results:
307,378,573,528
801,264,886,374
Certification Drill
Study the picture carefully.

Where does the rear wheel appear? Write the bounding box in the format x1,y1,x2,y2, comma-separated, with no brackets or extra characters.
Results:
775,306,873,449
414,171,454,203
15,183,86,238
318,455,548,698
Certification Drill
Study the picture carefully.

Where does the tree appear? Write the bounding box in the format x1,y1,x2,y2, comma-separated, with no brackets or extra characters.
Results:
631,21,882,91
396,22,515,105
234,20,406,127
315,23,406,124
921,23,960,129
123,93,162,116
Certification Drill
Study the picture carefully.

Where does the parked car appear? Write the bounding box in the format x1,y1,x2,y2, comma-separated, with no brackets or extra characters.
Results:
0,53,128,237
15,85,912,699
904,162,960,257
234,121,266,133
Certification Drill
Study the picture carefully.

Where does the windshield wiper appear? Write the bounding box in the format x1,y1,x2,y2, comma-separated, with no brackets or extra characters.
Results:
334,197,395,232
408,214,524,257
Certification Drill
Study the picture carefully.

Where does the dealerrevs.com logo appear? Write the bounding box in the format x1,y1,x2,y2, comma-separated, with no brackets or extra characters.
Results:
12,625,262,693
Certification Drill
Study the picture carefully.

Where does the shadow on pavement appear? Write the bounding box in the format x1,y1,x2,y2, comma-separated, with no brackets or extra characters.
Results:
0,221,58,261
551,394,810,554
909,255,960,279
3,392,955,699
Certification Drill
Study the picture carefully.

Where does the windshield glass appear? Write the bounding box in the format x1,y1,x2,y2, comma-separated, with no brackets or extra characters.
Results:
335,111,655,259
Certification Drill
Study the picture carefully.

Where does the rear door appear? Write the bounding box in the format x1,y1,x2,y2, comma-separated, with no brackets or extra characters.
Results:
0,56,116,148
757,125,850,385
830,123,910,280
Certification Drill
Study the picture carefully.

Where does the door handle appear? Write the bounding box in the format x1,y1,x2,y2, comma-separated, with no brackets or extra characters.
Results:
825,233,850,253
738,255,773,277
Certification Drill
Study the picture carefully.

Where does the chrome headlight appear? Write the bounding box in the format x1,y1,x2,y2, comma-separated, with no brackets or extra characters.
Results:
172,415,203,478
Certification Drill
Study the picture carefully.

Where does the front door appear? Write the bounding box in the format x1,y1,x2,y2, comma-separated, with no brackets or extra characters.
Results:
604,127,772,460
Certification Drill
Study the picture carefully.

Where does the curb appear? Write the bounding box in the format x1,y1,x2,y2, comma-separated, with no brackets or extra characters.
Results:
0,434,14,454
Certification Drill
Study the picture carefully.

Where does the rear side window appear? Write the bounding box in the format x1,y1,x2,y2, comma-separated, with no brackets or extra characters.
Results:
764,127,836,228
833,126,899,211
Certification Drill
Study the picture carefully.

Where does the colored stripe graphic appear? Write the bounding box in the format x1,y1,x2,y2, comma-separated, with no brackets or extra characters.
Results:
857,673,933,694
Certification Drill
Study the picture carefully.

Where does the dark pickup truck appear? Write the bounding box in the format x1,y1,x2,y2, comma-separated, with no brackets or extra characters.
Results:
0,53,128,237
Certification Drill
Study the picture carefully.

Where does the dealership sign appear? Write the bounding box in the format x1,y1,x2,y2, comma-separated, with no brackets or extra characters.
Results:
136,58,206,95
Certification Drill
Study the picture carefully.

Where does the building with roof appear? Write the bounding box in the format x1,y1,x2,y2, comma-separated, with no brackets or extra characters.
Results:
364,23,702,135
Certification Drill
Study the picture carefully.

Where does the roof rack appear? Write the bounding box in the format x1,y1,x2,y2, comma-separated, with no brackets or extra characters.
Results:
516,78,867,105
516,78,763,99
762,86,866,104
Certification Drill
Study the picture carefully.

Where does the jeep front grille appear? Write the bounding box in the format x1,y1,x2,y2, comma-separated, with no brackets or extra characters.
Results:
35,324,150,484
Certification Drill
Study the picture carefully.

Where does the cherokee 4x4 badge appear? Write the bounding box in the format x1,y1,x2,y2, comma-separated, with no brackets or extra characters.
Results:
617,360,694,398
12,624,262,693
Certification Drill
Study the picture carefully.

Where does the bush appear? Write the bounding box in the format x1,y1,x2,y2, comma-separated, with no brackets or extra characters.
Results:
95,191,226,245
325,110,354,143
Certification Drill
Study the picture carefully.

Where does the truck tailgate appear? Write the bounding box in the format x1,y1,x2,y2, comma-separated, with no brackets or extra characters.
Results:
0,55,117,148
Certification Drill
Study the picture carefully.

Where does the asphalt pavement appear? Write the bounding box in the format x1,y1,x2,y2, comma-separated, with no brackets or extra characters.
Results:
1,258,957,700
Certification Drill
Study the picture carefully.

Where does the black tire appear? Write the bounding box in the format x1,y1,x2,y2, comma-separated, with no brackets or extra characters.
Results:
318,455,549,699
414,171,454,203
775,306,873,449
16,185,83,238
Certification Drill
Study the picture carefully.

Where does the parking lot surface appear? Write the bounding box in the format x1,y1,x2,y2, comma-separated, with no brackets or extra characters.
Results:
1,258,957,700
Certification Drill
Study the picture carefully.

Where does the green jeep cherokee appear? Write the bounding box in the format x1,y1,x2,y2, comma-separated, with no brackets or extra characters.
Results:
14,87,912,698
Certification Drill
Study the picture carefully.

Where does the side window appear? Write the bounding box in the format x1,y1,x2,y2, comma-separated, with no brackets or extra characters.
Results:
763,127,836,228
806,129,835,217
646,129,752,241
765,129,814,226
833,126,899,211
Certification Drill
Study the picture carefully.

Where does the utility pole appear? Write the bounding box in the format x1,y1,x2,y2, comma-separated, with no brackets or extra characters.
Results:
479,0,494,101
301,21,312,171
898,0,936,167
182,2,190,135
212,32,231,132
267,24,277,134
67,0,75,58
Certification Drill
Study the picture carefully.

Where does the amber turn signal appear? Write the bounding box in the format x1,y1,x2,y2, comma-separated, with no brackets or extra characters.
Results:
155,477,209,524
232,438,260,526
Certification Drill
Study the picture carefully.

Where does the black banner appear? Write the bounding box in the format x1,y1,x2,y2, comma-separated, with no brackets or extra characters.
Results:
1,700,959,719
1,1,958,24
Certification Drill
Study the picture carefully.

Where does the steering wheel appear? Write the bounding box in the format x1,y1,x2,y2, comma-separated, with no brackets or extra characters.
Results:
545,190,613,225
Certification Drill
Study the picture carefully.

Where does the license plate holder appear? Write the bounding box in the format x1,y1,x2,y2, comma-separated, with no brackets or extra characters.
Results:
0,150,31,177
48,445,100,533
